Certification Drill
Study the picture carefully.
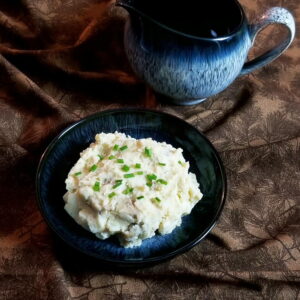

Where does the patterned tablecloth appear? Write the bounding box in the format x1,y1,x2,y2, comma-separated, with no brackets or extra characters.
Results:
0,0,299,299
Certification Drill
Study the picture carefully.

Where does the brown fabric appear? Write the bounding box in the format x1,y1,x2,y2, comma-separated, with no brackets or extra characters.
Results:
0,0,299,299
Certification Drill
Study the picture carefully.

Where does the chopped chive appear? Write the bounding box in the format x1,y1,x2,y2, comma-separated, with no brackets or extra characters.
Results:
121,165,130,172
144,147,152,157
108,192,116,198
134,163,141,169
146,182,152,187
108,155,116,160
155,197,161,203
112,180,123,189
157,179,168,185
116,159,124,164
136,171,144,175
120,145,128,151
93,181,100,192
178,161,183,165
124,173,135,178
113,144,119,151
146,174,157,181
113,184,121,189
158,162,166,166
98,155,104,161
89,164,97,172
123,187,134,195
74,172,82,176
137,196,144,200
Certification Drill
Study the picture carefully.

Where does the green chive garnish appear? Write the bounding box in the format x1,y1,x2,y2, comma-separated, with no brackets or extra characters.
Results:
74,172,82,176
155,197,161,203
112,180,123,189
116,159,124,164
89,164,97,172
144,147,152,157
121,165,130,172
120,145,128,151
123,187,134,195
146,174,157,181
134,163,141,169
108,192,116,198
137,196,144,200
93,181,100,191
124,173,135,178
146,182,152,187
178,161,183,165
98,155,104,161
158,162,166,166
113,144,119,151
136,171,144,175
157,179,168,185
108,155,116,160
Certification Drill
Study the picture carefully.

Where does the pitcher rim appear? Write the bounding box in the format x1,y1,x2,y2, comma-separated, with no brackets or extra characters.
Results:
116,0,246,41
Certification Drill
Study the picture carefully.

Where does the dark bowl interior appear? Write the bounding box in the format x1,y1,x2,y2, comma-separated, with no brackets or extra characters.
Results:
36,109,226,266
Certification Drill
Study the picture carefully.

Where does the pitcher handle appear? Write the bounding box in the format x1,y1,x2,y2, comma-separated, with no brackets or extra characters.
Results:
240,7,295,76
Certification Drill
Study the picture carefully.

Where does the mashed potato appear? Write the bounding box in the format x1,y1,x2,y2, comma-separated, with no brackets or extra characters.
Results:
63,132,203,247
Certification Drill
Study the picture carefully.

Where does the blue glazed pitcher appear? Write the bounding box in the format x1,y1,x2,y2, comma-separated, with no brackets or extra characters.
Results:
116,0,295,105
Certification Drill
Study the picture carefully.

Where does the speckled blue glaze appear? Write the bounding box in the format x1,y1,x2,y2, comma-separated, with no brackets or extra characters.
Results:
36,109,226,267
117,1,295,105
125,19,250,105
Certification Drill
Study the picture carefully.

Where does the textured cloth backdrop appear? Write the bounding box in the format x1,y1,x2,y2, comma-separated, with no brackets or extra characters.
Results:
0,0,299,299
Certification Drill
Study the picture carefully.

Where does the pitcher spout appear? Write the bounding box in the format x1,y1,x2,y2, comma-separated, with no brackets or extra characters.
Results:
115,0,140,15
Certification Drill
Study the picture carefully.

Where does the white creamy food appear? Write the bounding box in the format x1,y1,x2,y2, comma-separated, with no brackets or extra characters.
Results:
63,132,203,247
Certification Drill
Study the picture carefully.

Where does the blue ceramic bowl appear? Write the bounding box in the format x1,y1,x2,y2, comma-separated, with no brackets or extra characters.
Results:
36,109,226,267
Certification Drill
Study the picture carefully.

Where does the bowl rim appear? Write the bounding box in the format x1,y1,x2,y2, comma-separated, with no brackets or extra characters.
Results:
36,108,227,265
